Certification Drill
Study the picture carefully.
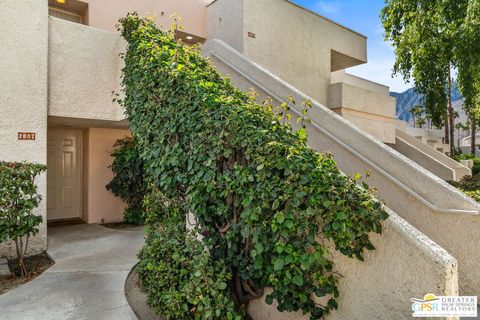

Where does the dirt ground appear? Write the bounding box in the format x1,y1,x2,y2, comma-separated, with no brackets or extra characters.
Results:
103,222,144,231
0,252,54,295
125,267,162,320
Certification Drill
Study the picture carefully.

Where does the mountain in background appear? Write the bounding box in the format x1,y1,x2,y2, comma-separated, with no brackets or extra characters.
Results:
391,83,464,124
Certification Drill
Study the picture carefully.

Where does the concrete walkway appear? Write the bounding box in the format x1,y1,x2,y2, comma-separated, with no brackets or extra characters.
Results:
0,224,144,320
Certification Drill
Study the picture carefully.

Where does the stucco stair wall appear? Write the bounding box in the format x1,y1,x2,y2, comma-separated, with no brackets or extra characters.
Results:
248,209,458,320
203,39,480,299
392,129,471,181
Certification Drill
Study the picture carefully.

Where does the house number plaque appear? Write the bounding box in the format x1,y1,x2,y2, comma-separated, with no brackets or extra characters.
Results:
18,132,36,140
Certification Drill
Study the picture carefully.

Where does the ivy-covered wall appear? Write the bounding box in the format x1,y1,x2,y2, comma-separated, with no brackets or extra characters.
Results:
119,14,390,319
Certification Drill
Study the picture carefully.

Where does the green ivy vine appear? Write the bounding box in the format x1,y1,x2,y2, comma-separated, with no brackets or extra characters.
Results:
118,14,388,319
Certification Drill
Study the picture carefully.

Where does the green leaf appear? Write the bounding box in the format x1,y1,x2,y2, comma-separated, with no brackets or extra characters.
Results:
273,258,284,271
255,242,264,253
298,127,307,141
311,307,324,318
284,220,294,229
276,212,285,224
327,298,338,310
315,287,327,297
217,282,228,290
293,274,304,286
306,207,315,216
272,199,280,210
336,211,346,220
242,195,253,207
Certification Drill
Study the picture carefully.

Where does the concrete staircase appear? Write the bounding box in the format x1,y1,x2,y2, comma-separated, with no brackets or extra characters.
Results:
392,129,471,181
204,39,480,318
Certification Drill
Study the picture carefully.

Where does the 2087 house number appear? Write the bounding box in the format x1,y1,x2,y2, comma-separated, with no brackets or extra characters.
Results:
18,132,36,140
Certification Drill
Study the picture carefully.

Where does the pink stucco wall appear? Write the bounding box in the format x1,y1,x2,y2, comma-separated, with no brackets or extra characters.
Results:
83,127,131,224
83,0,208,37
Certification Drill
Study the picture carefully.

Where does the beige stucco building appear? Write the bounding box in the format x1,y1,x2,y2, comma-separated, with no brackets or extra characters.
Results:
2,1,480,318
1,0,400,244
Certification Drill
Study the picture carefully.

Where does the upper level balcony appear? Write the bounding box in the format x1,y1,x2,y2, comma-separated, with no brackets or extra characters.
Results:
207,0,367,106
328,70,397,143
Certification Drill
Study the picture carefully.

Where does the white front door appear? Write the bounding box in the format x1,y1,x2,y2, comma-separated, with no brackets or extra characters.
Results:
47,128,82,220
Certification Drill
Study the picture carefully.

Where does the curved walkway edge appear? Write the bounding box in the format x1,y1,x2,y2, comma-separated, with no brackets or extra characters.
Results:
0,224,144,320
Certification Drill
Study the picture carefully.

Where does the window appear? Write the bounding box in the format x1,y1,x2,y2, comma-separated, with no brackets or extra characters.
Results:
49,7,82,24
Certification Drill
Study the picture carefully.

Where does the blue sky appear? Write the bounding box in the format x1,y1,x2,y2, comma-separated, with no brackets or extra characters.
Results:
291,0,410,93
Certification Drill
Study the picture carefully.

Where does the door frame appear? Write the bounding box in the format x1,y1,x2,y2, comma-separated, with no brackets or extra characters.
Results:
47,127,83,221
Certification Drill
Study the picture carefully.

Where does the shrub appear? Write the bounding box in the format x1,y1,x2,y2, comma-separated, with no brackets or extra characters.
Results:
449,174,480,202
106,137,147,224
139,190,242,319
471,159,480,176
119,14,388,319
137,215,242,320
0,161,46,277
464,190,480,202
142,186,187,225
454,153,480,175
